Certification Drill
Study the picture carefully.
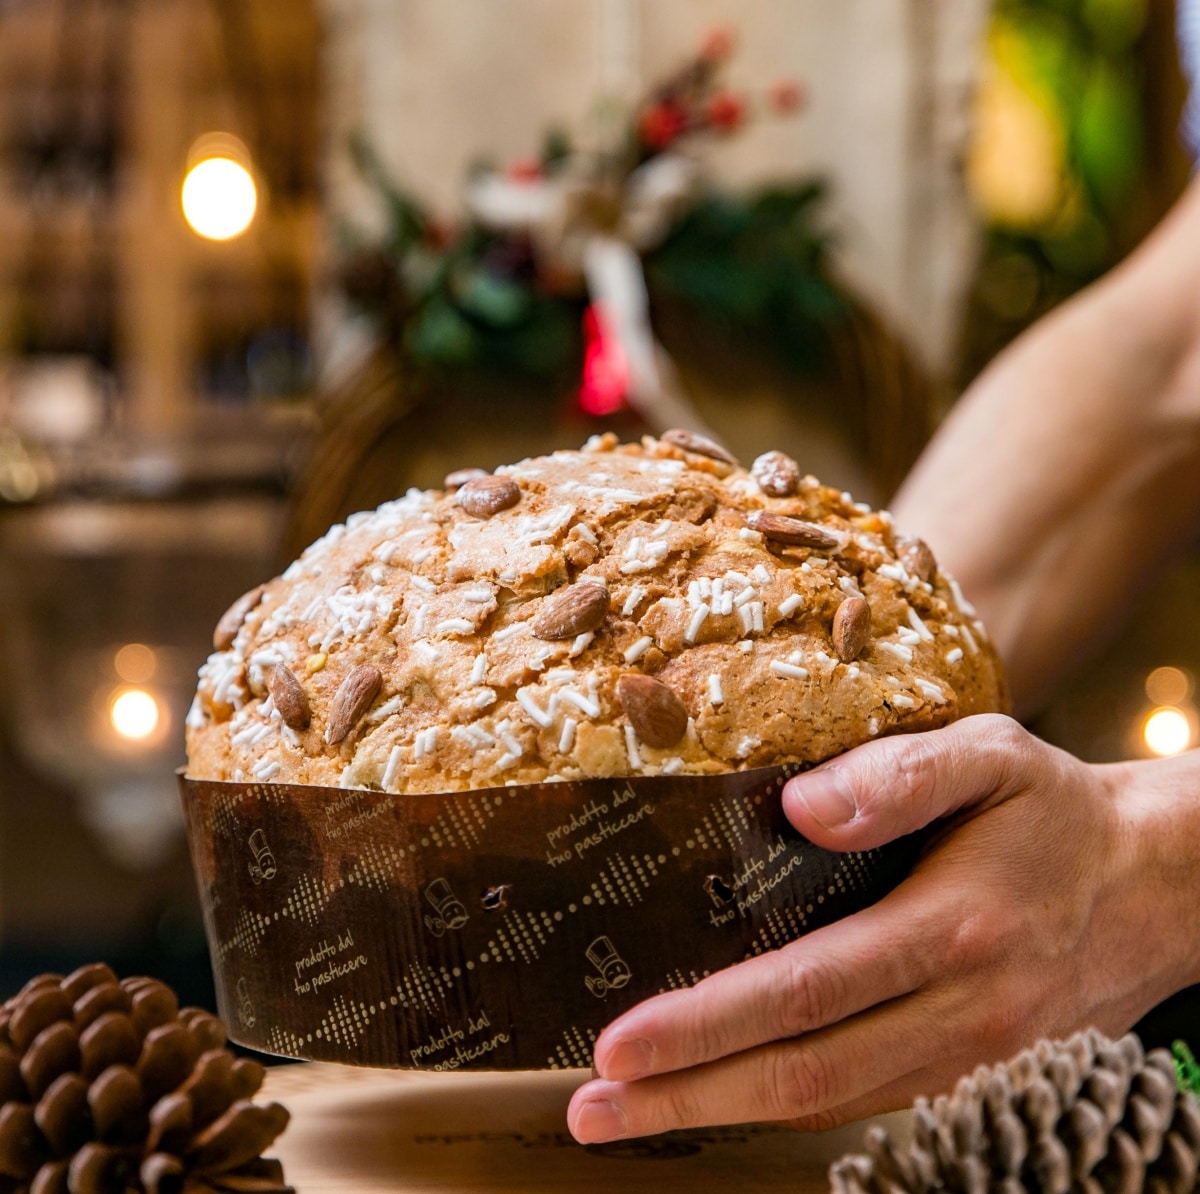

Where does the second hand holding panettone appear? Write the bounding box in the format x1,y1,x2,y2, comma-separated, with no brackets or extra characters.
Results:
569,717,1200,1140
568,178,1200,1145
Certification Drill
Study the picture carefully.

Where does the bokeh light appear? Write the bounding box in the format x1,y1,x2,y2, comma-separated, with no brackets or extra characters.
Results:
182,155,257,241
114,642,158,685
110,688,162,741
968,50,1064,226
1142,707,1193,758
1144,665,1192,706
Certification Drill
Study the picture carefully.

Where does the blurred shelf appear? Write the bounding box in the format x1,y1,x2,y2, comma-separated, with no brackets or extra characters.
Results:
0,404,313,507
0,0,321,430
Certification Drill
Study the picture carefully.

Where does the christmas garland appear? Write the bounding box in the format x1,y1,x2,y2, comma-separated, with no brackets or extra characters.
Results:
336,28,849,419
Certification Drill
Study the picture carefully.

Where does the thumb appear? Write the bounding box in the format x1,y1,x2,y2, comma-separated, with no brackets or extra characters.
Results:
782,714,1039,851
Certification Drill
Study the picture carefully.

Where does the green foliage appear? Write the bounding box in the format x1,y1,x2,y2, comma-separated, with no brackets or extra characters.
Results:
340,141,842,387
993,0,1144,224
1081,0,1146,51
1075,60,1142,211
405,298,476,366
338,143,583,380
347,134,429,256
336,34,847,394
1173,1040,1200,1099
646,184,847,374
540,127,574,171
402,263,582,380
961,0,1151,381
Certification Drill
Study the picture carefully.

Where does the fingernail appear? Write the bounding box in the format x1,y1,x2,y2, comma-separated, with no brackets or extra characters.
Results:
572,1098,629,1144
791,767,857,828
603,1037,654,1081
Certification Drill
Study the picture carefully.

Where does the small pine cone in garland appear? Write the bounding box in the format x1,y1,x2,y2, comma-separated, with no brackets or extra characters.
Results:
830,1029,1200,1194
0,964,292,1194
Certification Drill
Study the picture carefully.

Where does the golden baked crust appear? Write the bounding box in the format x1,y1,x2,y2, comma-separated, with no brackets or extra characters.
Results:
186,433,1008,791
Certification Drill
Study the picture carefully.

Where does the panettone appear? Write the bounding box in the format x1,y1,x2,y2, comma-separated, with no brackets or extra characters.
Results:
186,431,1007,792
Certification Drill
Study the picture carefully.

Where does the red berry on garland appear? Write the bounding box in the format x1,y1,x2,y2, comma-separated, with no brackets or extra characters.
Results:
698,25,736,62
706,91,744,133
505,156,542,184
638,102,687,151
769,78,806,114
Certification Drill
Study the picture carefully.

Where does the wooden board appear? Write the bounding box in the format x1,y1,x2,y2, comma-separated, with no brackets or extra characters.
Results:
261,1062,911,1193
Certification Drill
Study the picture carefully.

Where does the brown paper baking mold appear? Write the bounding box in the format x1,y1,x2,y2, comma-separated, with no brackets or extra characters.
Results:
180,767,923,1071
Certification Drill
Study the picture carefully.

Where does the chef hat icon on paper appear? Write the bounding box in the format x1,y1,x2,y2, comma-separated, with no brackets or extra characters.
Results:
423,877,470,937
247,828,277,884
235,977,256,1029
584,935,633,998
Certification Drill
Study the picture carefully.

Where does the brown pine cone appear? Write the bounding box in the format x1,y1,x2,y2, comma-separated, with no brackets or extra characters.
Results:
830,1029,1200,1194
0,964,292,1194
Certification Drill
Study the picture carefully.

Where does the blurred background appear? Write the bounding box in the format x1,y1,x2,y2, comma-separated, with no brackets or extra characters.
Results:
0,0,1195,1010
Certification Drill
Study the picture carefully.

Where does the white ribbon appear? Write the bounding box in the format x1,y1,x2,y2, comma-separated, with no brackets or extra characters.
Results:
466,153,714,433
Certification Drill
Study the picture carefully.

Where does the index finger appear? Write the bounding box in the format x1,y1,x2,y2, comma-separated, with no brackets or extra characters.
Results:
592,878,944,1084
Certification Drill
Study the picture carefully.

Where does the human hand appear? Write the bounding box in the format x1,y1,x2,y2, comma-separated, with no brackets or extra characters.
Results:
567,714,1200,1143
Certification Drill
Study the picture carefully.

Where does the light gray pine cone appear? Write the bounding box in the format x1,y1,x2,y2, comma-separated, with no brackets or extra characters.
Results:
0,964,292,1194
830,1030,1200,1194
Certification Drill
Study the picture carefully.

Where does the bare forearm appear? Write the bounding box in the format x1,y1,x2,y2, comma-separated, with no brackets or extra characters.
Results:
894,183,1200,714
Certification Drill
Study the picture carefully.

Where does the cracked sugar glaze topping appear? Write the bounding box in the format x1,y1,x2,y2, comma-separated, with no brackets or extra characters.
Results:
186,431,1008,792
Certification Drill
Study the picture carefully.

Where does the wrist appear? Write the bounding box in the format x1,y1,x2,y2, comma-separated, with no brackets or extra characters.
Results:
1109,752,1200,994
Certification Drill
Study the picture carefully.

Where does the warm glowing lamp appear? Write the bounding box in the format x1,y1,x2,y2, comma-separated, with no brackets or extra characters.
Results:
1143,706,1193,757
182,135,258,241
111,688,161,741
